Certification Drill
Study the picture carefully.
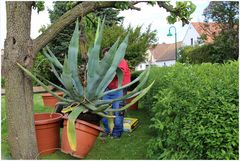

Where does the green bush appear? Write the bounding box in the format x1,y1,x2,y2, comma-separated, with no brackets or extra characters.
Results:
144,62,239,159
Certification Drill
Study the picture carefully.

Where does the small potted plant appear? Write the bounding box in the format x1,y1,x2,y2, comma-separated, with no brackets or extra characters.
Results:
18,18,154,158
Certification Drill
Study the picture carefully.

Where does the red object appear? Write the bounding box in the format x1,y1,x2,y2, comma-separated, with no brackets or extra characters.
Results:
41,92,64,108
61,116,104,158
34,113,63,156
108,59,131,89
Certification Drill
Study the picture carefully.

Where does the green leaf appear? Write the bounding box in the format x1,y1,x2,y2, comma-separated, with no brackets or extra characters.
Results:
99,65,148,98
96,33,129,96
106,80,155,112
61,56,74,91
116,67,123,88
93,112,116,118
17,63,72,102
42,48,62,69
36,72,72,97
67,105,85,151
86,18,105,99
67,19,84,96
46,46,63,69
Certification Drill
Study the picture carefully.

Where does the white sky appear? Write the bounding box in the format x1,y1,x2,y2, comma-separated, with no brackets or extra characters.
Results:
0,0,210,49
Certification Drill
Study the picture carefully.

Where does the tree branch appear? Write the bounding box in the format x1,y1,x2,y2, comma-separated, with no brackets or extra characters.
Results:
157,1,189,26
32,1,140,56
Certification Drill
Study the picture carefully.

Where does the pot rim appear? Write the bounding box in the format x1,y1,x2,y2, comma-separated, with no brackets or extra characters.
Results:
41,92,64,97
35,113,63,125
63,115,104,132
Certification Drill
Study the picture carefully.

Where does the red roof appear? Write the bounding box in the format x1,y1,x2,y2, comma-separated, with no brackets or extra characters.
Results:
149,42,182,61
191,22,222,43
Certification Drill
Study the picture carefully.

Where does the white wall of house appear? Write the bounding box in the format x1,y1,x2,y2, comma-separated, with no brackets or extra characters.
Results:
154,60,176,67
182,24,201,46
135,62,148,71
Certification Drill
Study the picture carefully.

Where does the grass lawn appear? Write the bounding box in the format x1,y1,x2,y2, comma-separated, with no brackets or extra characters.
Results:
1,94,152,160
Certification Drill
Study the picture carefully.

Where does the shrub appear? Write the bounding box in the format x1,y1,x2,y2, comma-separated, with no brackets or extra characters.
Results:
144,61,239,159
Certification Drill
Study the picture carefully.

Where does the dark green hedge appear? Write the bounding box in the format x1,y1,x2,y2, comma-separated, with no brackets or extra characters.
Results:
143,61,239,159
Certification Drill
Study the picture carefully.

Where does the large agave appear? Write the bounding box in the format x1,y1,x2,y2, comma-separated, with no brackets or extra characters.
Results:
17,18,154,151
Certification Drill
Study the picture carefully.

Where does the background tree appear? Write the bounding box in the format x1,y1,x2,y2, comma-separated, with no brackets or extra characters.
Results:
2,1,195,159
179,1,239,64
203,1,239,61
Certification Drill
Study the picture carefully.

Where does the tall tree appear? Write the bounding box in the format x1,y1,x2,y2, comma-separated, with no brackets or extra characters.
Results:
203,1,239,60
2,1,195,159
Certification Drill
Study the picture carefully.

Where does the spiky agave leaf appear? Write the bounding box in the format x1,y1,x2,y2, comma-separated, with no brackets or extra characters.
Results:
107,111,114,133
106,81,155,112
36,73,72,98
116,67,123,88
68,19,84,97
98,65,150,99
67,105,86,151
46,46,63,69
17,63,73,102
95,33,129,97
42,48,63,69
86,17,105,100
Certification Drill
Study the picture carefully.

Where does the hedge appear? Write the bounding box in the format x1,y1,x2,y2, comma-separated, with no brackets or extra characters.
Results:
143,61,238,159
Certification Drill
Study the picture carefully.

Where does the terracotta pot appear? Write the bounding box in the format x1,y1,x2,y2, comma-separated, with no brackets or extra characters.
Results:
126,91,138,110
34,113,63,155
41,92,64,108
61,116,104,158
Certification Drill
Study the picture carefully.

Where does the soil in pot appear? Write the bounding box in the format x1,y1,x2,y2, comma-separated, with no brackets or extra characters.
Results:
41,92,64,108
34,113,63,156
61,116,104,158
55,103,102,127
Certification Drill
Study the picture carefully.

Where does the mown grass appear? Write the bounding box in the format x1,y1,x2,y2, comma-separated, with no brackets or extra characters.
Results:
1,94,152,160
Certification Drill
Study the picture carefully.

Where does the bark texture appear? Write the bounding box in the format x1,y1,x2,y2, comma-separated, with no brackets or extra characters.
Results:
4,2,38,159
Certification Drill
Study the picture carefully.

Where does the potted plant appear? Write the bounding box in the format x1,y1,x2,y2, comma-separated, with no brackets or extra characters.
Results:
17,18,154,158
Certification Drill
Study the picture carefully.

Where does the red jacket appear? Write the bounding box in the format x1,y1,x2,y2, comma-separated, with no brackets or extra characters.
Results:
108,59,131,89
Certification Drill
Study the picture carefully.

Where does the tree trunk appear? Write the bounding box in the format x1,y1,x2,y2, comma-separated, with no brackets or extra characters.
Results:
3,2,38,159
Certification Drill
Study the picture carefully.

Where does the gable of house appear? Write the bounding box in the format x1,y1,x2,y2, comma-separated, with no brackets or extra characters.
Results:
182,22,222,46
191,22,222,44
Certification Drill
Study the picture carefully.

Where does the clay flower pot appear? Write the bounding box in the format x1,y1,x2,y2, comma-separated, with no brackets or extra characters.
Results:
34,113,63,155
61,116,104,158
41,92,64,108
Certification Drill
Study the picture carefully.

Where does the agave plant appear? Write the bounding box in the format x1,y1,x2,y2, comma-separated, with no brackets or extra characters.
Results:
17,18,154,151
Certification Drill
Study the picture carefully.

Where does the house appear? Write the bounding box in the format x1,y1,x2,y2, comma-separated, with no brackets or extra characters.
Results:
182,22,222,46
135,42,182,71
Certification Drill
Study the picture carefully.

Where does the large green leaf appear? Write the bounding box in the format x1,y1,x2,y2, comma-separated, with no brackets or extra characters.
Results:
17,63,73,102
116,67,123,88
95,33,129,96
106,81,155,112
98,65,148,99
131,65,151,93
68,19,83,97
86,18,105,100
36,72,72,98
42,48,62,69
95,90,141,106
46,46,63,69
93,112,116,118
67,105,85,151
61,56,74,91
90,38,120,98
50,63,64,85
